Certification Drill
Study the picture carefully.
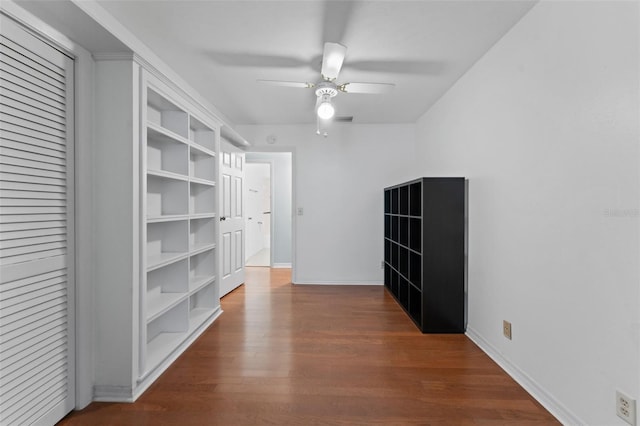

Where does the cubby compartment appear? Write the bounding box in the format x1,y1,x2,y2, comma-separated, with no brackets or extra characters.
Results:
384,266,391,290
146,259,188,321
190,217,215,252
399,185,409,215
409,182,421,216
147,126,188,176
147,175,188,218
384,239,391,264
399,216,409,247
399,246,409,278
410,218,421,252
189,283,216,330
190,148,216,182
189,248,215,293
146,299,189,371
384,215,391,239
391,188,399,214
391,216,399,241
409,251,421,288
189,116,216,151
391,241,398,269
409,285,421,324
190,182,216,215
398,277,409,309
391,270,398,297
384,190,391,214
147,220,188,270
147,88,188,138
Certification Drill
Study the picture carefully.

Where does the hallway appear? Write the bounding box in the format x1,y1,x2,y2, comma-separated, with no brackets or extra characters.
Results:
59,268,557,425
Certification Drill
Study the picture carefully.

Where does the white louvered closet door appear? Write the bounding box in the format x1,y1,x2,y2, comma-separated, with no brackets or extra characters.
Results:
0,13,75,426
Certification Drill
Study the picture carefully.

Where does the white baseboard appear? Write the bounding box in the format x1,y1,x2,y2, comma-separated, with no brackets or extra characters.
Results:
271,263,292,268
465,326,583,425
293,280,383,286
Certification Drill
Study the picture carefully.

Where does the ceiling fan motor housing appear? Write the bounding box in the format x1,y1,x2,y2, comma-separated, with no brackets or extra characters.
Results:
315,81,338,98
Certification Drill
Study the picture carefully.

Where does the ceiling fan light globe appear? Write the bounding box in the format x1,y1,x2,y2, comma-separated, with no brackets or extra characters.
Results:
317,101,335,119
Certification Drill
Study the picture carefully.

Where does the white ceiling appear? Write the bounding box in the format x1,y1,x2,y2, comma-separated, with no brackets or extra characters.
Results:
48,0,537,125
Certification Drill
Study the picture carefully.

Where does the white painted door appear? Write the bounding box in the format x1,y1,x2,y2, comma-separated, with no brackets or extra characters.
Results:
219,138,245,296
0,13,75,425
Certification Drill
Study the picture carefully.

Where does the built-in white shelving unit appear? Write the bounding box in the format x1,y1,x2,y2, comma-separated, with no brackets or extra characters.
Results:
92,59,221,402
141,83,220,379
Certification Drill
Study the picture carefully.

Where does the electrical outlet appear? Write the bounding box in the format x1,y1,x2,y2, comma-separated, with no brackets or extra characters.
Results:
503,320,512,340
617,390,636,425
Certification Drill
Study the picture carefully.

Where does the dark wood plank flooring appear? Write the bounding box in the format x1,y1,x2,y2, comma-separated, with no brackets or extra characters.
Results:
59,268,558,425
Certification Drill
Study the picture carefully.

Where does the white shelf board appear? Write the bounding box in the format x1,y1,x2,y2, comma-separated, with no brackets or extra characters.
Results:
188,308,216,333
147,252,189,272
190,213,216,220
147,214,190,224
147,292,188,323
189,275,215,293
190,243,216,256
145,331,186,374
147,169,189,182
189,177,216,187
147,121,189,145
189,142,216,158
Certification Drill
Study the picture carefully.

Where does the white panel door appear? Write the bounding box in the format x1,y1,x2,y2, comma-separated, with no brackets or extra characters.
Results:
0,13,75,425
219,138,244,296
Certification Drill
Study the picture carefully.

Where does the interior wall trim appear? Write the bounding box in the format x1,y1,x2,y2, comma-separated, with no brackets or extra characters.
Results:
465,326,583,425
293,280,383,286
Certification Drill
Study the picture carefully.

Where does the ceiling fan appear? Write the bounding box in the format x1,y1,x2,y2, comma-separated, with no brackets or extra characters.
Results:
258,42,395,136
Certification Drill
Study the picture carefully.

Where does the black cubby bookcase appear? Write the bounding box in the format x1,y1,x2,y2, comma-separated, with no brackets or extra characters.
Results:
383,177,466,333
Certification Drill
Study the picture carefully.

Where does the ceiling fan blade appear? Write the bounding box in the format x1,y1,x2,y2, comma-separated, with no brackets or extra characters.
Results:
322,1,356,46
257,80,314,89
321,42,347,81
339,82,395,94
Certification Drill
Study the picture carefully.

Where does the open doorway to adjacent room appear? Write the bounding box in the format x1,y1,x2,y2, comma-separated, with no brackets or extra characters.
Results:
245,162,272,266
244,152,293,271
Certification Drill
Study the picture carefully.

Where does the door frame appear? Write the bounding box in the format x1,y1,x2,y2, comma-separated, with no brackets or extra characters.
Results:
243,147,296,282
0,3,96,409
244,159,274,267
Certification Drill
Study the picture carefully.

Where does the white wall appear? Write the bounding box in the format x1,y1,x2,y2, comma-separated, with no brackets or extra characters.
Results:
414,1,639,424
246,152,292,266
238,124,417,284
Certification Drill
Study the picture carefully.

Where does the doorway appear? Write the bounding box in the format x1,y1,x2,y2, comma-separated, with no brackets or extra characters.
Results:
244,151,293,272
245,162,272,266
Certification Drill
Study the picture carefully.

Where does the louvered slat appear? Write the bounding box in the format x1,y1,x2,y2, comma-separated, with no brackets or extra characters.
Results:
0,220,66,233
0,145,66,167
0,57,66,99
0,120,65,147
0,301,65,340
0,79,66,116
0,35,66,78
0,73,65,109
1,323,66,367
0,48,66,90
0,198,66,208
1,128,66,154
1,111,66,139
1,96,67,128
0,13,73,425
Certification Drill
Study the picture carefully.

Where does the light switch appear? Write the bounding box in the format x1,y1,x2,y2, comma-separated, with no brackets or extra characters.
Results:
297,207,304,216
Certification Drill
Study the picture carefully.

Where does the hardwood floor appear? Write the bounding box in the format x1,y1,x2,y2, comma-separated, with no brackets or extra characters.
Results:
59,268,558,425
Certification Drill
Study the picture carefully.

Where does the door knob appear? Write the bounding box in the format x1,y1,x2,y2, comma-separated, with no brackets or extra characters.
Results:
220,216,226,221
